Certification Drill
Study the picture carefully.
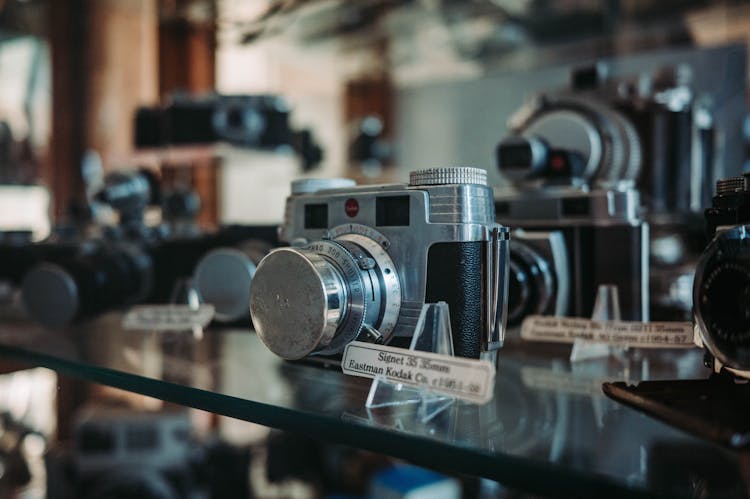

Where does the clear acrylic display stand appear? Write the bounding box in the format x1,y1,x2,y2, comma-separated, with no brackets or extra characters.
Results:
366,302,456,422
169,277,205,339
569,284,623,362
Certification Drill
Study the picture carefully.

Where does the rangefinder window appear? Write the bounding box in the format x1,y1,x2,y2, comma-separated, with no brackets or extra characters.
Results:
304,203,328,229
376,195,410,227
562,197,590,216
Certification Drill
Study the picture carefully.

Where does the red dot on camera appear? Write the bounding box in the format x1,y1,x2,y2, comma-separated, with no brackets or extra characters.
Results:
550,155,566,171
345,198,359,217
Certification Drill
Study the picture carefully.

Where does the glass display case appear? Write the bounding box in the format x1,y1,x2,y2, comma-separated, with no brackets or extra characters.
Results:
0,315,746,498
0,1,749,497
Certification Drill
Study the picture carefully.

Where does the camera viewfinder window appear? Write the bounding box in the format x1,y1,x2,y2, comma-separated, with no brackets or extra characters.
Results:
304,204,328,229
376,196,410,227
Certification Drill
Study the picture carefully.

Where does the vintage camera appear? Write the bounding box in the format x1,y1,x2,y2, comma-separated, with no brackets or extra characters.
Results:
0,240,80,286
16,165,279,328
135,94,322,171
47,411,195,499
504,63,736,321
135,94,292,148
249,167,509,360
496,137,649,323
693,173,750,373
18,224,279,328
506,63,724,209
46,410,251,499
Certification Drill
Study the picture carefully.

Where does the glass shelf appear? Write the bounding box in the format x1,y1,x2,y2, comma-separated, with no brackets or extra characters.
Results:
0,314,746,498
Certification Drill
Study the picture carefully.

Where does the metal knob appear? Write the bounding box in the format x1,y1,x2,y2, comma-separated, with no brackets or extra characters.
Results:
716,175,749,195
409,167,488,186
249,248,347,360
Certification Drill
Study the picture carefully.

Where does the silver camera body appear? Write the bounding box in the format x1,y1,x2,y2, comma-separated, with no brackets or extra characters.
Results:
496,185,649,324
249,167,509,360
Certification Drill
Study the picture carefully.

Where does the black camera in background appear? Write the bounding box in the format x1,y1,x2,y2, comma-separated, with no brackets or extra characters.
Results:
568,225,647,321
50,245,152,320
47,423,252,499
16,224,279,328
616,101,697,215
134,94,323,171
569,63,720,217
0,241,81,285
135,95,286,148
509,224,645,321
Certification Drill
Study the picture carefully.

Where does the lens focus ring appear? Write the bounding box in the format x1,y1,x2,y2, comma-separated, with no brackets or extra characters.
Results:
507,240,556,326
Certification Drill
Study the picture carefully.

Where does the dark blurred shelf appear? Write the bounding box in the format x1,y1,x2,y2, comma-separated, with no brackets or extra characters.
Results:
0,314,745,498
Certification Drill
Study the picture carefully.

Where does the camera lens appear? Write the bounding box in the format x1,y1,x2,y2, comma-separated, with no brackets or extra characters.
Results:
212,98,265,145
21,244,152,328
249,236,401,359
507,241,556,326
496,136,549,181
194,241,270,323
509,96,642,185
694,226,750,369
194,249,257,323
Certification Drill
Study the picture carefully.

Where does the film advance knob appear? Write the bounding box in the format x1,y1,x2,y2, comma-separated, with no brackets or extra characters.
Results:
716,176,749,195
249,248,347,359
409,167,488,186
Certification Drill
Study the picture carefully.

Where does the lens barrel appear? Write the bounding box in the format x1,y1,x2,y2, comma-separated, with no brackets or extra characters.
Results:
249,237,400,359
507,241,556,326
21,244,152,329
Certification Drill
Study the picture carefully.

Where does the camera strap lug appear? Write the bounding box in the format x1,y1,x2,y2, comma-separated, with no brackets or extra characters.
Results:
485,226,506,352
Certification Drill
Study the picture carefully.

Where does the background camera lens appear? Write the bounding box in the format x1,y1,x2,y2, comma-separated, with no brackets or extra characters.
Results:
507,258,533,325
507,241,556,326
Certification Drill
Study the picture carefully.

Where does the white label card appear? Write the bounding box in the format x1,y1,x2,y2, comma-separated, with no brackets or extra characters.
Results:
341,341,496,404
122,304,215,331
520,315,696,348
